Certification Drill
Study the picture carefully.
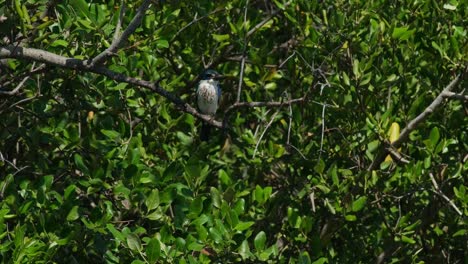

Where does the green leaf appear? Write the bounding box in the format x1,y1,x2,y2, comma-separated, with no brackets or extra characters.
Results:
210,187,221,208
145,189,160,212
101,129,120,140
209,227,222,243
74,153,89,174
298,251,312,264
51,39,68,47
345,214,357,221
234,221,255,231
352,59,360,79
107,224,125,242
189,196,204,217
367,140,380,153
342,71,350,86
156,39,169,49
314,159,325,174
70,0,92,19
254,231,266,252
453,229,466,237
392,26,415,40
127,234,142,252
66,206,79,221
146,238,160,263
429,126,440,149
238,240,252,260
431,41,444,56
64,185,76,200
352,196,367,212
254,185,264,204
212,34,230,42
312,257,328,264
187,242,204,251
401,235,416,244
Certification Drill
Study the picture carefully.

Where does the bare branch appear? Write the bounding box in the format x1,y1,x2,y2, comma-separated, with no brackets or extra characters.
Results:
387,146,410,164
394,73,465,148
368,71,466,171
429,173,463,216
0,76,29,95
253,109,280,158
171,8,225,41
246,1,291,39
113,0,126,43
235,0,249,103
441,91,468,101
0,62,45,95
0,45,221,128
89,0,151,66
225,98,305,113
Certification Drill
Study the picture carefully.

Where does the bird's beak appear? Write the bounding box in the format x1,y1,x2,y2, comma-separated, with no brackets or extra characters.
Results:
213,73,224,80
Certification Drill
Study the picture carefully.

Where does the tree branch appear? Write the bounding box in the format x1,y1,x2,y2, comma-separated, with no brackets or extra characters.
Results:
245,1,292,39
88,0,151,67
368,70,466,171
441,91,468,101
0,45,221,128
1,45,307,131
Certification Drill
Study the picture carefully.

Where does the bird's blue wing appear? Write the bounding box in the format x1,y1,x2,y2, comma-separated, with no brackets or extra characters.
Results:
216,84,221,103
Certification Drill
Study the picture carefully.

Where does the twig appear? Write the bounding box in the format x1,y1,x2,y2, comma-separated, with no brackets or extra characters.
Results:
171,8,225,41
0,75,30,95
278,51,296,69
235,0,249,103
387,146,410,164
286,95,292,144
245,1,292,39
89,0,151,66
287,143,308,160
429,172,462,216
441,91,468,101
113,0,126,43
225,97,305,113
0,62,44,95
253,109,281,158
318,104,326,161
237,55,246,103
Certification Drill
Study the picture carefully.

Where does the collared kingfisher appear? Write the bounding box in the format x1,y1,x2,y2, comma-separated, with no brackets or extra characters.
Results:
196,69,222,141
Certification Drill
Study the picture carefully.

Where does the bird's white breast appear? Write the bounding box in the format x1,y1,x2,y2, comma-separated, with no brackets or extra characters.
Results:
197,79,219,115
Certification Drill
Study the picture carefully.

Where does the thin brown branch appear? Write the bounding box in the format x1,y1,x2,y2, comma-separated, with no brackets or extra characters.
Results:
429,173,462,216
89,0,151,67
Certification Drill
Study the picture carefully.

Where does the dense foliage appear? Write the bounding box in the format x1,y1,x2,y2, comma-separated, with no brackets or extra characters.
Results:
0,0,466,263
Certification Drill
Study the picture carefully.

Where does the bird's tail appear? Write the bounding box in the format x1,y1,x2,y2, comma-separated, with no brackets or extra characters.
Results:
200,123,211,141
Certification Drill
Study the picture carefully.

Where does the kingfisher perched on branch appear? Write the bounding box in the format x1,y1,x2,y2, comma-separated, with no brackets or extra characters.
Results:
196,69,223,141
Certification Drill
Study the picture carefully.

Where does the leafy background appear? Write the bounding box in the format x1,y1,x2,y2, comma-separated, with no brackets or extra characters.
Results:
0,0,466,263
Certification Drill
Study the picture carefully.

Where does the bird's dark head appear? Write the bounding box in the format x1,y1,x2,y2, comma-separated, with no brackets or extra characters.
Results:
200,69,223,80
